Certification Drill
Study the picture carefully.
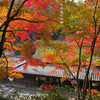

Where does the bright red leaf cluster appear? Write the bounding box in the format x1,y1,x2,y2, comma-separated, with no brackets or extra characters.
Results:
86,89,98,95
41,84,52,90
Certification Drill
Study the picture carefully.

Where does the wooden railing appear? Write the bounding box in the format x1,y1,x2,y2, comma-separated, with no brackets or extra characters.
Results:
13,80,38,88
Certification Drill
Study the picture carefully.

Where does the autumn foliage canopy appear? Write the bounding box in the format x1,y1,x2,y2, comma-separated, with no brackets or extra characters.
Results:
0,0,60,79
0,0,100,99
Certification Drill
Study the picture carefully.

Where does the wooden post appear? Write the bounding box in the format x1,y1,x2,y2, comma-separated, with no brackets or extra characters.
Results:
46,77,50,84
58,78,60,86
46,77,50,81
50,78,53,85
36,76,40,87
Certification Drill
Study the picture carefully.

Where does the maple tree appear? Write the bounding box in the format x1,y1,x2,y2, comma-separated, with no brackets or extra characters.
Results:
43,0,100,99
0,0,60,80
0,0,100,99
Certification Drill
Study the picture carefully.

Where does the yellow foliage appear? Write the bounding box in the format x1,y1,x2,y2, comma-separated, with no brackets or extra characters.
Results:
8,70,24,79
0,57,23,81
60,75,70,82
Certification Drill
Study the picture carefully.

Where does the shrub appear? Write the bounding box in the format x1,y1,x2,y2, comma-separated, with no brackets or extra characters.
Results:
39,85,71,100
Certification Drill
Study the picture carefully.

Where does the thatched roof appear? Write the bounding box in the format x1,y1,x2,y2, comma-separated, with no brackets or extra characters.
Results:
33,45,55,61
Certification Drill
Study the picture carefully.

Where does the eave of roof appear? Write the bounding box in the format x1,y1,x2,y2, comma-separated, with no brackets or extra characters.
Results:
14,61,100,82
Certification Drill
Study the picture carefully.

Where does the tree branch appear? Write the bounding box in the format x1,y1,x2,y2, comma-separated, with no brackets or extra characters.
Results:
12,18,57,23
0,30,28,32
7,0,15,20
60,55,76,80
0,0,27,58
82,0,99,99
5,41,16,53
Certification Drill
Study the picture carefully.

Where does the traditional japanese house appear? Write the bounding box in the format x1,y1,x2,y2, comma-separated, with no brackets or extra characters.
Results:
12,46,100,90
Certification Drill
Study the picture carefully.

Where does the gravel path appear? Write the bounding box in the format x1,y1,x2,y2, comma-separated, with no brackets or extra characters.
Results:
0,81,77,100
0,82,42,98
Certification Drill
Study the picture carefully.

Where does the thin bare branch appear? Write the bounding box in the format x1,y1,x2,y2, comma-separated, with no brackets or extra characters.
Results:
5,41,16,53
0,30,28,32
60,55,76,80
82,0,99,99
12,18,57,23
